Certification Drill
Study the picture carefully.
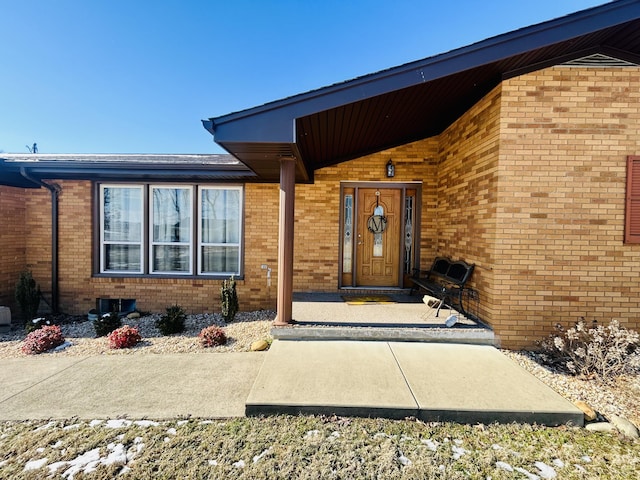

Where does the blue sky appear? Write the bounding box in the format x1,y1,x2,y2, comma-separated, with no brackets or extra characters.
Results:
0,0,605,154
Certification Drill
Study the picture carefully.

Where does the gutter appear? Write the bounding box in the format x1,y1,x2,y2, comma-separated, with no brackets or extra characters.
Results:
19,168,61,314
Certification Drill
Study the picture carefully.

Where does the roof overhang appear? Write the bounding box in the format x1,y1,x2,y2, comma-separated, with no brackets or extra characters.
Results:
0,154,255,188
204,0,640,183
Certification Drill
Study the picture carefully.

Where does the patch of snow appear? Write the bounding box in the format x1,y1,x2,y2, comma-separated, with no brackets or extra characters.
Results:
581,455,592,463
491,444,503,450
89,420,103,427
24,458,48,471
48,461,69,474
305,429,320,438
119,465,131,475
253,447,273,463
397,453,412,466
453,439,463,446
233,460,246,468
574,464,587,473
552,459,564,468
176,420,188,426
0,460,8,467
208,460,218,466
514,466,540,480
400,435,413,442
63,424,81,431
166,427,177,435
496,461,513,472
421,438,438,451
200,420,214,425
373,432,387,439
36,447,45,453
60,448,101,478
133,420,159,427
34,421,56,432
103,443,127,466
329,431,340,439
106,419,132,429
53,341,72,352
452,446,468,460
534,461,557,479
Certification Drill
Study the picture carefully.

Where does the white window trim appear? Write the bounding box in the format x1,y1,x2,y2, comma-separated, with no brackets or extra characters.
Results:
99,184,145,274
197,185,243,276
149,185,194,275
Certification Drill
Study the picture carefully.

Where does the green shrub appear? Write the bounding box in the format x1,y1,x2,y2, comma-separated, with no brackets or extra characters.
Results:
221,276,239,323
198,326,227,347
15,270,41,324
538,318,639,379
93,312,122,337
25,317,53,333
156,305,186,335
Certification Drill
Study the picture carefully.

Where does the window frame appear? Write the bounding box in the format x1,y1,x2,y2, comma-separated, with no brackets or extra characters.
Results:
96,182,244,278
197,185,244,276
99,184,145,275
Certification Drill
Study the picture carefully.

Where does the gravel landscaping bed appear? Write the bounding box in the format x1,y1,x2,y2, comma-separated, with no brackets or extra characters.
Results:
0,310,275,358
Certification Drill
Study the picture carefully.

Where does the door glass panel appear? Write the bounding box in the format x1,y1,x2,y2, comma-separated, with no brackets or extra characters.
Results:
373,205,384,257
404,195,414,274
343,194,353,273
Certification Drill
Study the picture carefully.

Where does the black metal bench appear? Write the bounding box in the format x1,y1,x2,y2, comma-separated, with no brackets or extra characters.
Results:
410,257,475,317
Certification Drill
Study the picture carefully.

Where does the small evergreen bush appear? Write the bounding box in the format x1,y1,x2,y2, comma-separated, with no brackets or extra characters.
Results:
25,317,53,333
198,325,227,347
108,325,142,349
538,318,640,379
22,325,65,355
221,276,239,323
15,270,41,324
93,312,122,337
156,305,186,335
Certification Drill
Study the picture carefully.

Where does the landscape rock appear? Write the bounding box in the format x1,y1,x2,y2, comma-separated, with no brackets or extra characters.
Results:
585,422,617,434
574,400,597,422
251,340,269,351
609,414,640,440
127,312,141,319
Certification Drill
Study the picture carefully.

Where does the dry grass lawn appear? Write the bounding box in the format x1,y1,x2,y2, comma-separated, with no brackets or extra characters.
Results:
2,416,639,479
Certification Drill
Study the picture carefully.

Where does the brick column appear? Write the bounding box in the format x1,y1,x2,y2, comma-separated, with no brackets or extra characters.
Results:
274,157,296,325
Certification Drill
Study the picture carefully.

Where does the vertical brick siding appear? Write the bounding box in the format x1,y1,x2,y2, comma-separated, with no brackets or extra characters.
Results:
493,66,640,348
0,186,28,314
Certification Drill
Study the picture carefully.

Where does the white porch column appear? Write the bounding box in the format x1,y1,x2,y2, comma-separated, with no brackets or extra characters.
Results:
274,157,296,325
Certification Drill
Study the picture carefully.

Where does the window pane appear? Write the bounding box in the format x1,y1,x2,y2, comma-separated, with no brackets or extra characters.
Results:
201,189,240,244
153,245,190,272
103,187,142,242
104,245,141,272
153,188,191,243
201,246,239,274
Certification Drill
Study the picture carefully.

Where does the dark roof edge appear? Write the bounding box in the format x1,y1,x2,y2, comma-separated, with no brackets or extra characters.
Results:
208,0,639,127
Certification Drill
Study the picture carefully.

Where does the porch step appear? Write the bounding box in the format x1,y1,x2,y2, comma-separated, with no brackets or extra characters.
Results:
271,324,496,346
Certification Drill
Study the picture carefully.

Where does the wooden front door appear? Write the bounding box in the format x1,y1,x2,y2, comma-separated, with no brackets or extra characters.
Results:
355,188,402,287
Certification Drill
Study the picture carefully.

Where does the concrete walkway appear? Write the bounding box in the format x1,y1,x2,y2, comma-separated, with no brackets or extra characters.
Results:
0,353,265,420
247,340,584,426
0,342,583,426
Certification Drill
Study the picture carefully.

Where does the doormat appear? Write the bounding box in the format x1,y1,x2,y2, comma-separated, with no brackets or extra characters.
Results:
342,295,396,305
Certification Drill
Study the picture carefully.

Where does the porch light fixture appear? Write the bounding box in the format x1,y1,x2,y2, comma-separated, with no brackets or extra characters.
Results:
386,159,395,178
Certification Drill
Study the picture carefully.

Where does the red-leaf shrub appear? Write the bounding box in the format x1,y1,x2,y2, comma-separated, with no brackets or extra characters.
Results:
22,325,65,355
199,326,227,348
107,325,142,349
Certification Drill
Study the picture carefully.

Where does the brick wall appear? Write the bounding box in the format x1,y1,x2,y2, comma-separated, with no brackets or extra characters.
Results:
293,138,439,291
0,186,28,315
492,66,640,348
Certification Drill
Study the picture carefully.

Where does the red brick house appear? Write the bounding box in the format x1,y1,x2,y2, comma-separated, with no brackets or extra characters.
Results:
2,0,640,348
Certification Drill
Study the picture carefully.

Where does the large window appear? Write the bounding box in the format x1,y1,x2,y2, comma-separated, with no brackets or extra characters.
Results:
99,184,243,276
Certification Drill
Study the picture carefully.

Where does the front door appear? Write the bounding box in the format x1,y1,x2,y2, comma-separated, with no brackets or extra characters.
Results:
355,188,402,287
